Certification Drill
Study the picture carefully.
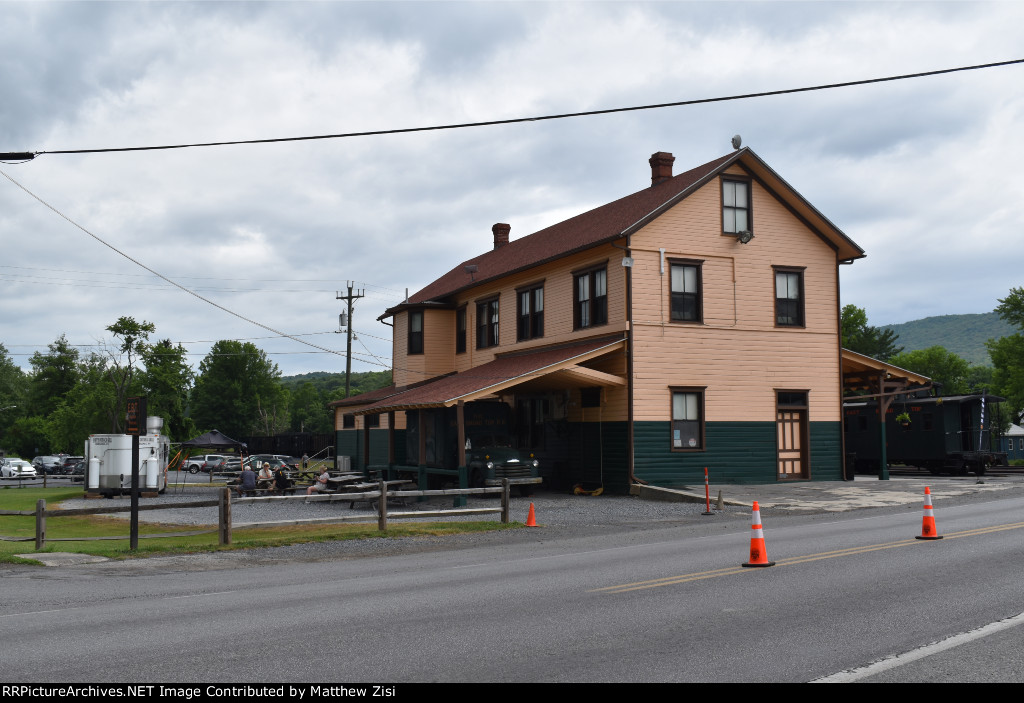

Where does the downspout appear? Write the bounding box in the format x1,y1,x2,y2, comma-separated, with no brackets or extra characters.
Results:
612,234,639,486
837,256,847,480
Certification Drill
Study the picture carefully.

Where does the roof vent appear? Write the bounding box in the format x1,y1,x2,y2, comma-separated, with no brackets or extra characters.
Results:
492,223,511,250
649,152,675,186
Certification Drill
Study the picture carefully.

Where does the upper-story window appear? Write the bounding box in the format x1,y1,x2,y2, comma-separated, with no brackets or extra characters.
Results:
408,310,424,355
774,268,805,327
574,267,607,329
517,284,544,341
476,298,500,349
722,177,751,235
455,307,467,354
670,260,702,323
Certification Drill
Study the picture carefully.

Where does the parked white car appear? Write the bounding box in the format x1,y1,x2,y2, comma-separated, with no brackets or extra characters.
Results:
2,459,38,479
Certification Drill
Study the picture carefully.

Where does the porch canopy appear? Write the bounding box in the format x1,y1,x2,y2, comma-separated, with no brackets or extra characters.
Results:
842,349,931,396
842,349,931,480
355,335,627,416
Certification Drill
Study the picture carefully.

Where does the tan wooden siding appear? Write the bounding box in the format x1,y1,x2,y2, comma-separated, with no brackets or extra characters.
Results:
629,169,840,423
631,326,840,421
392,308,456,386
451,243,627,374
333,406,406,431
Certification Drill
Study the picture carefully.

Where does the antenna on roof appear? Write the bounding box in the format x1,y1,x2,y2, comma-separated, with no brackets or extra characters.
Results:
731,134,742,150
464,264,478,282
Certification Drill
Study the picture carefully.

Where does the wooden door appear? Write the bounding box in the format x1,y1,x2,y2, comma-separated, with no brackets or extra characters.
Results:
777,391,809,479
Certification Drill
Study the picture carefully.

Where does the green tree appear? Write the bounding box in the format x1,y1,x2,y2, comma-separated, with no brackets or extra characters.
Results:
841,304,903,361
0,343,29,455
889,346,970,395
6,415,50,459
966,364,995,394
103,317,156,433
988,287,1024,423
46,353,116,453
290,382,331,434
28,334,80,417
141,339,195,441
191,340,287,439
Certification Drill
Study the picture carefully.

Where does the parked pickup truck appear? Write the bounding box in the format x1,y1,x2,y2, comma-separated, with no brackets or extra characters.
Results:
466,436,540,495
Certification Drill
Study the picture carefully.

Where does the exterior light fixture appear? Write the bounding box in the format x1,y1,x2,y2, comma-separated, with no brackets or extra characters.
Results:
736,230,754,244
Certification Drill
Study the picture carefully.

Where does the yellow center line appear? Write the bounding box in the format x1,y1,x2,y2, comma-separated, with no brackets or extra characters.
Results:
591,520,1024,595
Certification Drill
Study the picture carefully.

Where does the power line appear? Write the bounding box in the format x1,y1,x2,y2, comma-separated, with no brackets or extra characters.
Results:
0,167,347,360
6,58,1019,158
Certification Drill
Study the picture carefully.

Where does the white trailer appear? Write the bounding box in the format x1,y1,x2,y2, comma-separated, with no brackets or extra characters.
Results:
85,417,169,495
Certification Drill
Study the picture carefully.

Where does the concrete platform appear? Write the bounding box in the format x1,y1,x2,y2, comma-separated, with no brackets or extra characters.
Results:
14,552,111,567
631,474,1023,513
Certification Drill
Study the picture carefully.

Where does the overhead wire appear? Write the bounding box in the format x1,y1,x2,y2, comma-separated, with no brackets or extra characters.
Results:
0,167,347,362
8,58,1021,158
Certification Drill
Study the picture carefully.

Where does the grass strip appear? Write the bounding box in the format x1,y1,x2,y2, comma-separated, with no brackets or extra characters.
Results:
0,487,520,562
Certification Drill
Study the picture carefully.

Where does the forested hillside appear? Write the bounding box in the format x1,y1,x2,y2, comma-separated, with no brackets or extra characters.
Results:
882,313,1013,365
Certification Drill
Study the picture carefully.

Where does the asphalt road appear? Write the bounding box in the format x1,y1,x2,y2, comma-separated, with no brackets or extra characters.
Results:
2,492,1022,682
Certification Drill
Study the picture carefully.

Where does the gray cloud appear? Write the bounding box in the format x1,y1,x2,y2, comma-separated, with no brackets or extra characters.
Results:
2,1,1022,377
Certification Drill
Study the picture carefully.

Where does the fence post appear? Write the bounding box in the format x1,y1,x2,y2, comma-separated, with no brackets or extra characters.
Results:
501,479,510,524
378,480,388,531
219,488,232,546
35,499,45,550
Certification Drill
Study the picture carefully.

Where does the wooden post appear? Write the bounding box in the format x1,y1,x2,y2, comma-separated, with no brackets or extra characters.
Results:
417,409,428,501
130,433,140,551
455,400,467,508
878,375,890,481
378,479,388,531
501,479,510,524
35,499,45,550
388,411,396,480
219,488,232,546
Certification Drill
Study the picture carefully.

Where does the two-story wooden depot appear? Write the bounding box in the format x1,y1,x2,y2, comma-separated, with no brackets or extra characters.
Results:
331,148,866,491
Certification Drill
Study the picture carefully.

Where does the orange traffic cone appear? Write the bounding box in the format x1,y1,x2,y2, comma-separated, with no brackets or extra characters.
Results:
525,503,537,527
741,501,775,567
915,486,943,540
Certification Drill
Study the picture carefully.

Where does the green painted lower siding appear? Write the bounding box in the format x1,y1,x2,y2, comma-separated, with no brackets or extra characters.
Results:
633,421,842,486
336,429,407,473
336,430,362,472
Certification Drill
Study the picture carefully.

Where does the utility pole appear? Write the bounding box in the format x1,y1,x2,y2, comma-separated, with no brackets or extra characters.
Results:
336,282,364,398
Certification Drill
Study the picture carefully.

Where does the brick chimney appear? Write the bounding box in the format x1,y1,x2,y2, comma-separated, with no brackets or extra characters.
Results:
649,151,675,186
492,223,510,250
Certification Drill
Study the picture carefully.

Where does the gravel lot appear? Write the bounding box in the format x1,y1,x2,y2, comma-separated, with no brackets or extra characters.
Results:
59,482,715,528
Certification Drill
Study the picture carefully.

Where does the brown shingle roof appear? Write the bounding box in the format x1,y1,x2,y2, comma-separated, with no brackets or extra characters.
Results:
407,151,740,305
327,383,403,409
355,337,624,414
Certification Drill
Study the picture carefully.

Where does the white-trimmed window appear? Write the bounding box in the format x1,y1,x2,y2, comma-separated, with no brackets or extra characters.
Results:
722,178,751,234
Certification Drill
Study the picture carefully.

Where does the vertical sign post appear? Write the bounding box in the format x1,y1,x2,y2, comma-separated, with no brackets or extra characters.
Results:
126,396,147,551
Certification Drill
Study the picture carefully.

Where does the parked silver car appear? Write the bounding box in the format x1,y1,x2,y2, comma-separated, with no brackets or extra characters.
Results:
184,454,232,474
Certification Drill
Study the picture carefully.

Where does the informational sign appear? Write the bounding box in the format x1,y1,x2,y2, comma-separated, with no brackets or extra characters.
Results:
126,396,147,437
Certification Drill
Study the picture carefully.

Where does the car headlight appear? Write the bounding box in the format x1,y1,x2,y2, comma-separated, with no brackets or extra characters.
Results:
532,460,539,468
486,462,494,470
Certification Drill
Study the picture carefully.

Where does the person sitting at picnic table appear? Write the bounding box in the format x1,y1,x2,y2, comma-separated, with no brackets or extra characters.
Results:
236,465,257,497
273,466,292,495
306,468,330,497
257,463,274,489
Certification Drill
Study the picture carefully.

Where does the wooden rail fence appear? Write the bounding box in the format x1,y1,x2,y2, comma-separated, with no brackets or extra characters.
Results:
1,478,534,550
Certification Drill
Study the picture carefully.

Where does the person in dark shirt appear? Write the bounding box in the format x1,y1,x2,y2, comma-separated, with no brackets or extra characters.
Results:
273,466,292,495
236,466,257,497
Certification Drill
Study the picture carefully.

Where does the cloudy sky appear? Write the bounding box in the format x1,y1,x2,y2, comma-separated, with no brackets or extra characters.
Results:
2,1,1022,379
